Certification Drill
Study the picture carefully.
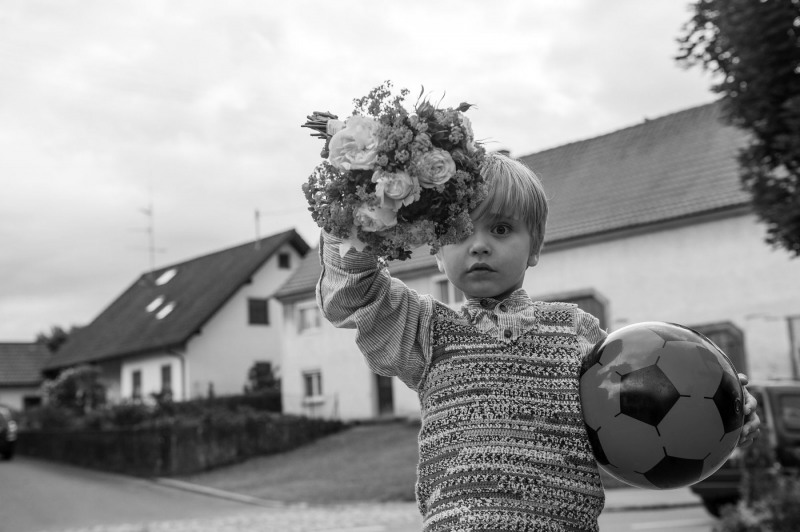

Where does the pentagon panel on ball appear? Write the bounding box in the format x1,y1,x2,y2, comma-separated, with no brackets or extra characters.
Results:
579,321,745,490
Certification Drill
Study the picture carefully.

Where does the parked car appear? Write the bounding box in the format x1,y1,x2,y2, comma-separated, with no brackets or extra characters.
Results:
0,404,17,460
690,380,800,516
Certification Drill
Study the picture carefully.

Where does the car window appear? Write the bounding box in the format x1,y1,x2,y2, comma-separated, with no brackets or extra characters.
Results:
778,394,800,432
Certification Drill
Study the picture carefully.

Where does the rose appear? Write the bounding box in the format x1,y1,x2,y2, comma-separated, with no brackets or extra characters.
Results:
328,116,380,171
353,203,397,232
372,169,419,211
460,114,476,153
413,148,456,188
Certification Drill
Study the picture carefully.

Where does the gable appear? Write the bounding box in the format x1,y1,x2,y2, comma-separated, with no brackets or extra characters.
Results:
46,229,309,371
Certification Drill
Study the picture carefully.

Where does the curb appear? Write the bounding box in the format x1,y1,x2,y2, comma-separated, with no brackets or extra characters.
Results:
602,500,702,513
154,478,288,509
155,478,703,515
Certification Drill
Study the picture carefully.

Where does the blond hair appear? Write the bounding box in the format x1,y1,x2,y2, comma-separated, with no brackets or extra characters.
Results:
472,152,549,256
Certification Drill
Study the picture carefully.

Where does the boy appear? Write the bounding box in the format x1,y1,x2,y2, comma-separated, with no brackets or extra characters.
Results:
317,152,759,531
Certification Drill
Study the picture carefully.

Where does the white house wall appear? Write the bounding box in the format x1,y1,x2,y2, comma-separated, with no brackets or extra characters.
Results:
120,352,183,401
0,386,37,410
282,276,427,421
528,213,800,381
185,243,302,399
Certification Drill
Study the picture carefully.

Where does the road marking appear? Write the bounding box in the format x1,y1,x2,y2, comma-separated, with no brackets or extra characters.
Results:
631,517,714,530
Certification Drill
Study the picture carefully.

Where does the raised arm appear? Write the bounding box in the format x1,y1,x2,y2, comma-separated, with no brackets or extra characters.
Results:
315,231,432,390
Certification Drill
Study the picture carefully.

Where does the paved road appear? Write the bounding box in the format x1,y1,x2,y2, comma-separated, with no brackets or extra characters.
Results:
1,457,712,532
0,457,422,532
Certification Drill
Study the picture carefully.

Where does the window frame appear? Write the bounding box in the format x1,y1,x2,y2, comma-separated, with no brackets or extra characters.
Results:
132,369,142,400
248,297,270,326
297,302,323,334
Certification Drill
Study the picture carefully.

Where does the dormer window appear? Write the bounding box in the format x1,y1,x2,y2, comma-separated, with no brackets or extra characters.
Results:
155,268,177,286
278,253,291,269
155,301,175,319
146,296,164,312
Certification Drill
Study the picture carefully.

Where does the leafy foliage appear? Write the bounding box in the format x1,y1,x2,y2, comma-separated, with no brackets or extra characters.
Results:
35,325,71,353
42,365,107,414
677,0,800,256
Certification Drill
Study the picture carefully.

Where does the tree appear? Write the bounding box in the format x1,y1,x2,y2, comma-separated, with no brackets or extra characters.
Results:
36,325,72,353
677,0,800,256
42,365,106,414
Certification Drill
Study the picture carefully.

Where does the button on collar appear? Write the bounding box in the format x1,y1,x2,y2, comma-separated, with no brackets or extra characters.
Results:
503,329,513,339
498,304,508,312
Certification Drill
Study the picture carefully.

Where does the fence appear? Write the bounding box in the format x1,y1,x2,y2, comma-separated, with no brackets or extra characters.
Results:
17,413,343,477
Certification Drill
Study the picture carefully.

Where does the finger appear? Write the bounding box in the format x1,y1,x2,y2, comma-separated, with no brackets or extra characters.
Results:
738,373,749,385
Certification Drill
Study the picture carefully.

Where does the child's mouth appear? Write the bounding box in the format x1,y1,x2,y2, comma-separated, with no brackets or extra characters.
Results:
467,263,495,273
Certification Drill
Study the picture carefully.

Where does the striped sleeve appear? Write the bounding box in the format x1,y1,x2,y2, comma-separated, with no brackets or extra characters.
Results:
315,231,433,390
575,307,606,360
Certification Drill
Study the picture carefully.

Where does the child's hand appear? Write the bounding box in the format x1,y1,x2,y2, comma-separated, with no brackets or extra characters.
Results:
737,373,761,447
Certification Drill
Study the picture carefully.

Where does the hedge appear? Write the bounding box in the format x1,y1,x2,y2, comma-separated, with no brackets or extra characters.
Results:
17,411,343,477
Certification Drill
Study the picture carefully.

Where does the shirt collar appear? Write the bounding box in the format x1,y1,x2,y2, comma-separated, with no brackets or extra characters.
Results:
462,289,533,319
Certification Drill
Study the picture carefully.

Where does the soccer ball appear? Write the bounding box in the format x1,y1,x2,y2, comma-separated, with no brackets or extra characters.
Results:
579,321,745,490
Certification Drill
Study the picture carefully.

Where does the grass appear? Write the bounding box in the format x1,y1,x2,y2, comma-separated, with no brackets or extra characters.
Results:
178,419,627,504
179,420,420,504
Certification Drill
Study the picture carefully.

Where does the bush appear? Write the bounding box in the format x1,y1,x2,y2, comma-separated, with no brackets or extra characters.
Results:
19,405,80,430
715,474,800,532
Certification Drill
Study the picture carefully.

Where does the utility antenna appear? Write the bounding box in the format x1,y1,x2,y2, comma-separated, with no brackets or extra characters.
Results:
138,189,165,273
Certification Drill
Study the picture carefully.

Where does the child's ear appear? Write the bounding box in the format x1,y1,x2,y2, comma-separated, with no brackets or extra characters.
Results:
527,252,540,268
435,253,446,273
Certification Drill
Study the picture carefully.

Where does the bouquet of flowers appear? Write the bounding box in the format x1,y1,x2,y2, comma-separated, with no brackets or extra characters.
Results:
301,82,488,260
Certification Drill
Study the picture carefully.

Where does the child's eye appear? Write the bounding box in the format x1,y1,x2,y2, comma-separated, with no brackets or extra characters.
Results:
492,223,512,236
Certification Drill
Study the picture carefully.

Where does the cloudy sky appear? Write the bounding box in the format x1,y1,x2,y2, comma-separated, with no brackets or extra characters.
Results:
0,0,718,340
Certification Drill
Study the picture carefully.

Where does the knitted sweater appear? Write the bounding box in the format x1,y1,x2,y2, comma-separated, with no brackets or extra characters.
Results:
316,232,606,531
417,300,605,532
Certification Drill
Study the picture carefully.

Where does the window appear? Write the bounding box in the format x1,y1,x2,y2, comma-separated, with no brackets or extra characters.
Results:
146,296,164,312
691,322,747,375
155,301,175,319
298,305,322,333
779,395,800,432
161,364,172,395
278,253,291,269
303,371,322,398
248,298,270,325
155,268,177,286
435,278,465,306
132,370,142,400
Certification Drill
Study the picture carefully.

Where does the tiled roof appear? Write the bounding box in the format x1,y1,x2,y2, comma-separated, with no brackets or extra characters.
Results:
45,229,309,370
277,101,751,300
521,101,750,243
0,343,51,385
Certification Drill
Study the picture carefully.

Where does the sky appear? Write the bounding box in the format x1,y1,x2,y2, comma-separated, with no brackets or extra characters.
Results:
0,0,719,341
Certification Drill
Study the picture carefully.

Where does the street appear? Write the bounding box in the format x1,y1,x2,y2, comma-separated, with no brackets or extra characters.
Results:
0,457,719,532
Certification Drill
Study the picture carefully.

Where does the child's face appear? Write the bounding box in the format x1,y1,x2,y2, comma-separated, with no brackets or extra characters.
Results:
436,213,539,301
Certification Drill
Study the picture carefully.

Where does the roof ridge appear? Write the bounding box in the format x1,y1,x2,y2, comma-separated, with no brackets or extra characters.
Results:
519,100,723,158
146,228,300,274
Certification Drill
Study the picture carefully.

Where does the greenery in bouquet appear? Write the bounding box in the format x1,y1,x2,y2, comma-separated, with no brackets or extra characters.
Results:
302,81,488,260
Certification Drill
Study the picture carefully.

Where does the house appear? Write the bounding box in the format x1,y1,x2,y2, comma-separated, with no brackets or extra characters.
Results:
45,229,309,403
275,101,800,421
0,342,50,410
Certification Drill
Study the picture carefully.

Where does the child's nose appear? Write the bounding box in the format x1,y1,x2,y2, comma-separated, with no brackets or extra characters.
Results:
468,234,491,255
